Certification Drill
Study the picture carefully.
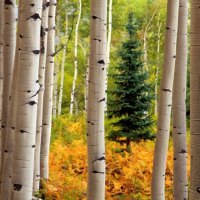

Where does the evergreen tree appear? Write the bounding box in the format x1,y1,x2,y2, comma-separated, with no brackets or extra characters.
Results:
108,12,154,150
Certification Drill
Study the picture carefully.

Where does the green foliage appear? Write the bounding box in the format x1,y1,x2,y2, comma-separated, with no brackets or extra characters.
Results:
108,13,154,145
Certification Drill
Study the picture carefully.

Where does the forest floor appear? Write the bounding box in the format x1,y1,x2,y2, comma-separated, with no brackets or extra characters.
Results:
42,115,190,200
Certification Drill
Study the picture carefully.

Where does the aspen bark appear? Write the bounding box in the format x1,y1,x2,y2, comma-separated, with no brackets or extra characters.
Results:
69,0,82,115
58,12,68,116
172,1,188,199
151,1,179,199
155,16,162,115
190,0,200,198
1,6,19,199
11,0,42,199
105,0,112,113
1,0,16,171
87,0,107,199
33,0,50,192
40,0,57,179
52,64,58,117
0,0,4,178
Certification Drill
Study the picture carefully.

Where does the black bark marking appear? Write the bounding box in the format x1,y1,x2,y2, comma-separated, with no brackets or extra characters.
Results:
41,26,46,37
30,85,41,98
5,0,14,7
24,101,37,106
97,60,105,65
13,184,22,191
94,38,101,42
92,16,101,20
93,156,106,163
43,123,48,126
26,13,41,21
162,89,172,92
32,50,40,55
27,90,31,93
87,121,95,125
32,145,36,148
1,125,5,128
19,130,28,133
98,97,106,103
4,150,8,153
30,3,35,7
50,45,64,57
179,149,187,154
173,55,176,58
197,187,200,193
92,170,104,174
20,34,23,38
11,127,15,130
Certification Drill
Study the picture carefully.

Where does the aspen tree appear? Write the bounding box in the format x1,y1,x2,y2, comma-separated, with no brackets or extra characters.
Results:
87,0,107,199
151,1,179,199
1,5,20,198
0,0,4,178
172,0,188,199
1,0,16,170
69,0,82,114
190,0,200,198
33,0,50,192
11,0,42,199
58,11,68,116
40,0,57,179
105,0,112,112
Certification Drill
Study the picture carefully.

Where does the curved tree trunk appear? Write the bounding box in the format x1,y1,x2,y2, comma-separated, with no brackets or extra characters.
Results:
33,0,50,192
87,0,107,199
69,0,82,115
1,0,16,172
151,1,179,199
11,0,42,199
172,0,188,199
190,0,200,198
40,0,57,179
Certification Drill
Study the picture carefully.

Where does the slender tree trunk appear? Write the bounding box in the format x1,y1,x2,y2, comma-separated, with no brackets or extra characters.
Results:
58,11,68,116
33,0,50,192
190,0,200,198
84,62,89,113
151,1,179,199
155,17,162,115
52,64,58,117
11,0,42,199
172,1,188,199
1,0,16,172
0,0,4,179
69,0,82,115
105,0,112,113
40,0,57,180
87,0,107,199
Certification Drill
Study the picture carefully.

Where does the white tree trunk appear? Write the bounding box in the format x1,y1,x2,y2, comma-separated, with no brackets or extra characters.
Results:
151,1,179,199
52,63,58,117
11,0,42,199
40,0,57,180
87,0,107,199
1,5,19,198
172,1,188,199
190,0,200,198
33,0,50,192
84,62,89,113
155,17,162,115
105,0,112,113
69,0,82,115
1,0,16,172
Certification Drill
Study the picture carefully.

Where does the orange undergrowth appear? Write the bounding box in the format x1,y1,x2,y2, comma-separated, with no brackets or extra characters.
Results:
43,116,190,200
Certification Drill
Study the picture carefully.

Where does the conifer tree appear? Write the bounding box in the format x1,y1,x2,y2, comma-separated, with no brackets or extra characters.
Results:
108,12,154,150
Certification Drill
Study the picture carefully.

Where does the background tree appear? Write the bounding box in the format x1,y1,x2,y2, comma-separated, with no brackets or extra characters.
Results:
108,12,154,151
